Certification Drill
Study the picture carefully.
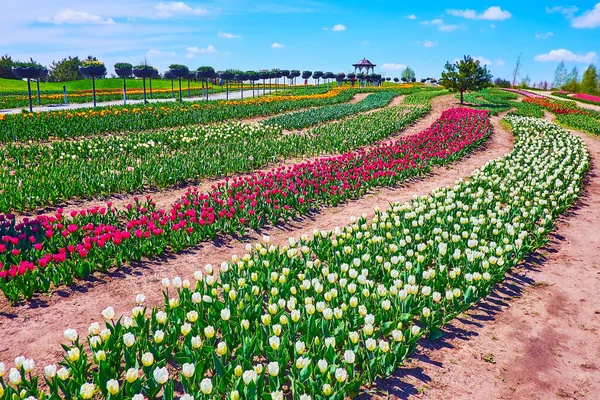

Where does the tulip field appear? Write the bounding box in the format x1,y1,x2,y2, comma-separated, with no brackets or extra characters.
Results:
0,82,597,400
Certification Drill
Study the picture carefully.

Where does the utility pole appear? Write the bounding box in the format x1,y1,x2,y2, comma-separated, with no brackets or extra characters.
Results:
512,53,522,88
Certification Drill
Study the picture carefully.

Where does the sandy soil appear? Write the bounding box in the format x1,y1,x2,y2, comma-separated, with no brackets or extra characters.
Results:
0,94,477,370
358,112,600,400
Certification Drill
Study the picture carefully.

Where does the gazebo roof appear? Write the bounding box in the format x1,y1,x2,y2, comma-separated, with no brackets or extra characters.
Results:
352,58,376,67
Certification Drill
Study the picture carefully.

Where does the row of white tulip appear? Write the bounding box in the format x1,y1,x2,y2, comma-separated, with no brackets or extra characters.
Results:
0,116,588,399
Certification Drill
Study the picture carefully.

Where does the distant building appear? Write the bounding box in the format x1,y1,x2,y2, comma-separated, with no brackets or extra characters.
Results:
352,58,376,74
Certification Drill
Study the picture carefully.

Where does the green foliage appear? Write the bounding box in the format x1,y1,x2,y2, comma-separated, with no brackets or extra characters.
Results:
262,90,400,129
0,88,356,141
81,59,104,67
0,95,431,211
114,62,133,69
401,66,416,82
168,64,189,73
134,64,154,70
556,113,600,136
0,54,16,79
439,55,493,104
494,78,511,88
580,64,598,94
48,56,83,82
554,61,568,89
12,59,44,69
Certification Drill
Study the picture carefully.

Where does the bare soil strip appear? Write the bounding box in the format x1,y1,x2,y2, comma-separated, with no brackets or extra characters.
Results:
0,96,510,376
359,112,600,400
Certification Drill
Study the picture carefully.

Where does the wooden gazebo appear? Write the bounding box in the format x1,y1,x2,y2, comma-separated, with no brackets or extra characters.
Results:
352,58,376,74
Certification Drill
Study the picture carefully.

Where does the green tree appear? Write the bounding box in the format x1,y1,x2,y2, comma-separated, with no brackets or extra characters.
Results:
580,64,598,94
48,56,83,82
553,62,568,89
439,55,493,104
0,54,15,79
401,66,415,82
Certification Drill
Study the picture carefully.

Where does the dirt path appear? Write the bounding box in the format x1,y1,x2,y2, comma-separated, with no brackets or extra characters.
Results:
359,112,600,400
13,94,447,222
529,89,600,112
0,94,498,373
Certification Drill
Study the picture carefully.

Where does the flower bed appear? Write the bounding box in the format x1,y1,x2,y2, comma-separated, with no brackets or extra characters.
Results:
262,91,399,129
522,97,589,115
0,108,490,302
572,93,600,104
0,101,430,213
0,88,358,142
501,88,544,98
0,116,587,399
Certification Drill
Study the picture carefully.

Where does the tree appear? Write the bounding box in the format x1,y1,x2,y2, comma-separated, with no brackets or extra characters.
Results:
439,55,493,105
48,56,83,82
301,70,312,85
518,74,531,89
312,71,324,86
401,67,415,82
580,64,598,94
197,66,216,99
494,78,511,88
0,54,16,79
553,62,568,89
289,70,301,86
393,77,399,83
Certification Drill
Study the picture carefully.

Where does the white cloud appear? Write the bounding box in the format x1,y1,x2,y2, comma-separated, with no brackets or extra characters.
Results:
39,10,115,25
154,2,208,18
406,14,417,20
421,18,444,25
534,49,597,63
271,42,285,48
535,31,554,39
474,56,493,65
146,49,176,59
496,59,505,66
332,24,346,31
381,63,407,71
218,31,241,39
439,24,459,31
545,6,579,18
447,6,512,21
423,40,436,47
490,24,496,28
185,44,218,58
421,18,459,31
571,3,600,28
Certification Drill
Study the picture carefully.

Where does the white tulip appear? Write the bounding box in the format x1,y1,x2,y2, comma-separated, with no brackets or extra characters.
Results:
200,377,213,394
153,366,169,385
64,328,78,342
101,306,115,320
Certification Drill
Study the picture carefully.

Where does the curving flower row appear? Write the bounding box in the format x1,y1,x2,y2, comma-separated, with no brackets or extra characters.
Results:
571,93,600,105
0,87,353,142
262,91,401,130
0,108,490,302
522,97,589,115
500,88,544,98
0,101,430,213
0,116,588,399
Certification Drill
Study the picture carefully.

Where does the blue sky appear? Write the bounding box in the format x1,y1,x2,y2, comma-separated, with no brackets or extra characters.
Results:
1,0,599,83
